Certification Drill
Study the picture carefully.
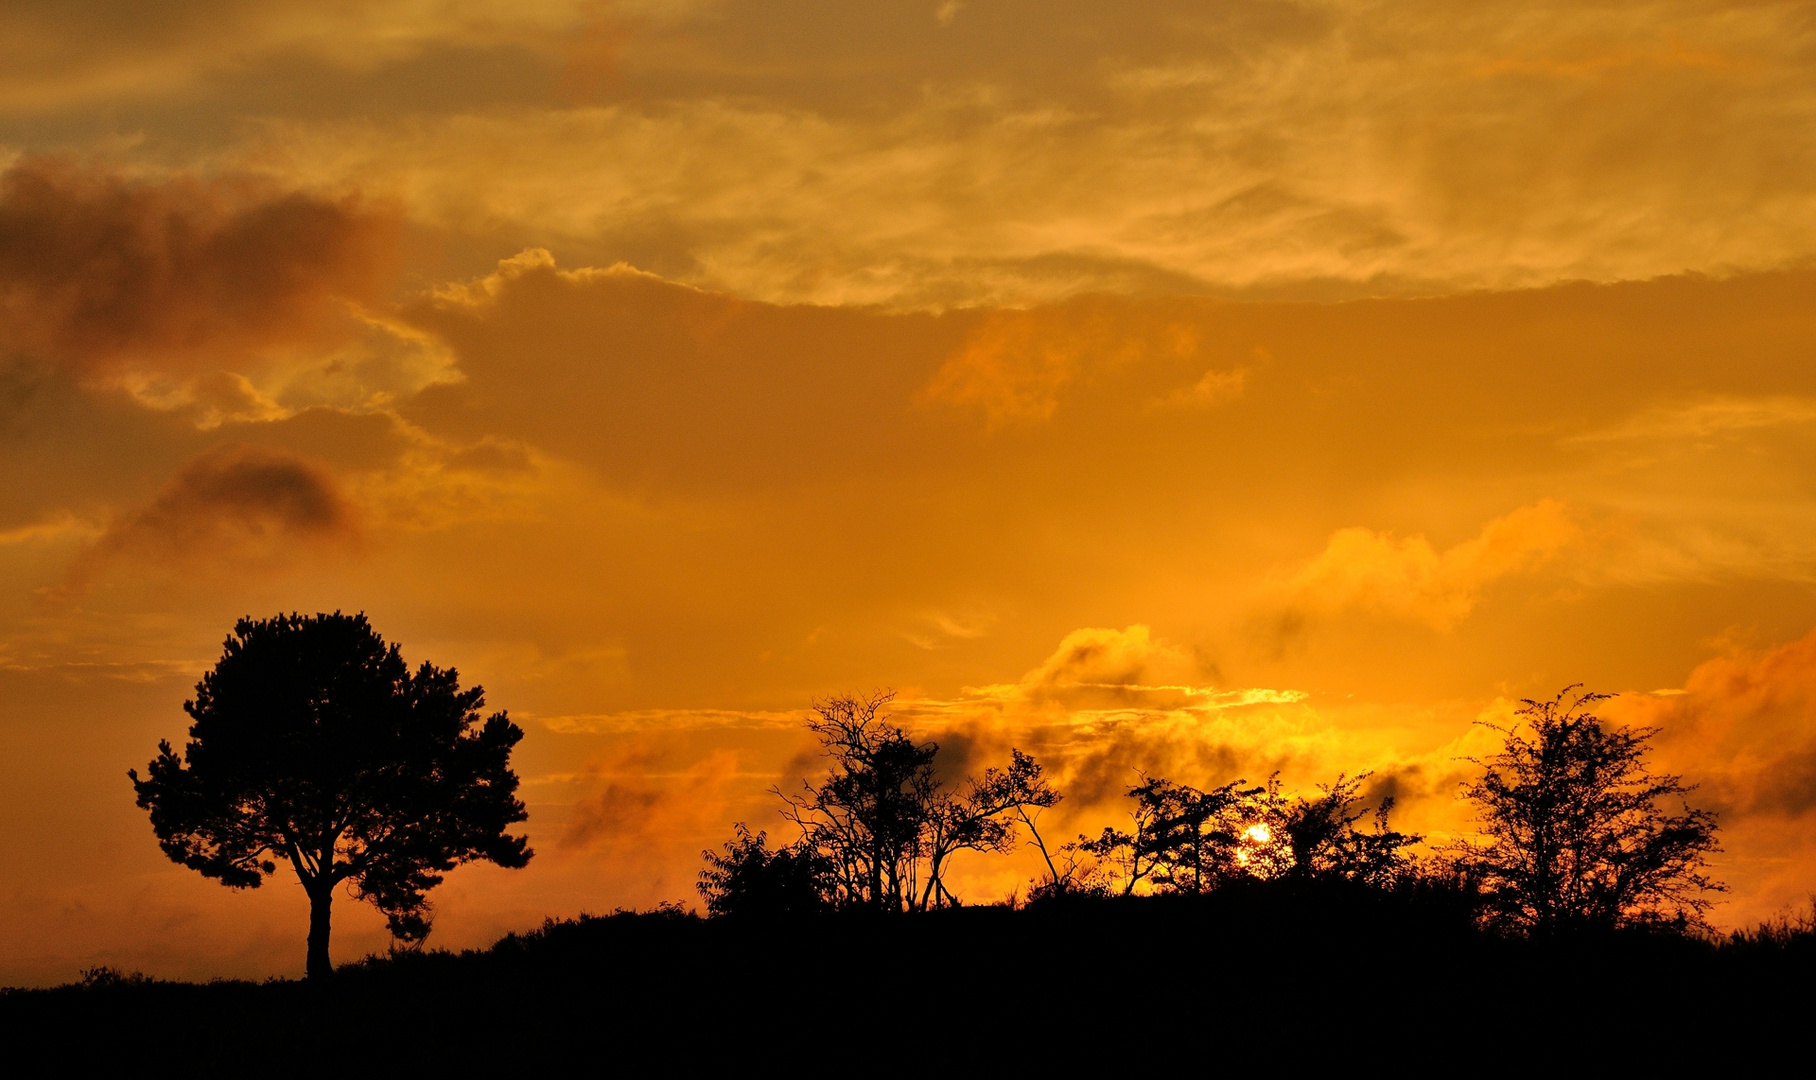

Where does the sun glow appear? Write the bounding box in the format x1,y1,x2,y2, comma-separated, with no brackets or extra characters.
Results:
1234,822,1277,870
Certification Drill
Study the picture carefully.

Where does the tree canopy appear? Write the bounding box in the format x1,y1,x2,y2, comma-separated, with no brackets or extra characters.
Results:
1451,686,1722,934
130,612,531,977
701,690,1058,914
1062,771,1419,897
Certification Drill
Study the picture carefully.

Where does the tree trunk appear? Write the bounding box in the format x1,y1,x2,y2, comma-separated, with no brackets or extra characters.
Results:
306,883,334,980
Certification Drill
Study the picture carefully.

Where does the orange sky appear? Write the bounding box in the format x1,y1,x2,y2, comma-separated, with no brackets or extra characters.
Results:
5,1,1816,985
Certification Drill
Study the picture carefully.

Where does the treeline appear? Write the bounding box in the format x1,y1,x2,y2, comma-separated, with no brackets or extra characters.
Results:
118,613,1738,986
700,686,1723,936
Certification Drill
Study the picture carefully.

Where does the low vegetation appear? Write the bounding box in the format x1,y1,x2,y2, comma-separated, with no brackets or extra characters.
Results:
697,686,1723,935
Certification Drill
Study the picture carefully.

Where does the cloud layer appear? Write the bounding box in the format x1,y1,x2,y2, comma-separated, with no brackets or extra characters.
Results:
0,158,397,377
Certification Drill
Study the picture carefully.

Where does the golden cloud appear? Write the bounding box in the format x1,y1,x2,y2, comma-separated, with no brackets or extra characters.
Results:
1280,500,1579,630
152,2,1816,311
1623,629,1816,823
1596,632,1816,923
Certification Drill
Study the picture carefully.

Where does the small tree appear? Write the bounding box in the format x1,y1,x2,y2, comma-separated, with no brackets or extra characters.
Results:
919,749,1061,908
1072,776,1258,895
1453,686,1722,934
1271,773,1421,887
754,690,1058,912
129,613,532,978
1065,771,1420,896
779,691,940,911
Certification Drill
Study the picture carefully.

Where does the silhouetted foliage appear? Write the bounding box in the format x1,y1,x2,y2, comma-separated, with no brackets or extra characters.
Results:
780,690,939,911
921,747,1061,907
1450,685,1723,934
1072,776,1259,895
713,690,1059,913
1268,773,1422,887
698,824,833,917
1061,770,1419,896
129,612,531,978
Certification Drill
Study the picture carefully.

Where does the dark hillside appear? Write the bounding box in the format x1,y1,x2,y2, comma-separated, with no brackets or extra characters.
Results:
5,881,1811,1068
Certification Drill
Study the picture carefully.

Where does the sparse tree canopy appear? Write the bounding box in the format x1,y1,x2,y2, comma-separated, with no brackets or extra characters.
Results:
703,690,1058,914
129,612,532,978
1073,776,1258,895
1452,685,1722,934
1064,771,1419,896
1270,773,1421,887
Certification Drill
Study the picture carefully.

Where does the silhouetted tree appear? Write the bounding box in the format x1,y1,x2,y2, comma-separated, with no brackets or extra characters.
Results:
1452,685,1722,934
698,824,834,917
762,690,1058,912
1072,776,1258,895
1023,821,1108,902
778,691,937,911
921,749,1061,907
1065,771,1420,895
129,613,531,978
1266,773,1421,886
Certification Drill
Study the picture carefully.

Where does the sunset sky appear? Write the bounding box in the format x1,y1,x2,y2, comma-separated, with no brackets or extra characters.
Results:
6,0,1816,984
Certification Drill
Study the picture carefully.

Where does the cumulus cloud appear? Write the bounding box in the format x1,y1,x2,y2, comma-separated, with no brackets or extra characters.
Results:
981,624,1206,709
1622,629,1816,822
0,158,398,379
1590,630,1816,922
1280,499,1579,630
895,625,1320,811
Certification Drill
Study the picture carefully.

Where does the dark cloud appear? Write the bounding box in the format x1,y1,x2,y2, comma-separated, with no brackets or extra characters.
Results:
562,781,664,850
76,443,354,578
0,157,398,374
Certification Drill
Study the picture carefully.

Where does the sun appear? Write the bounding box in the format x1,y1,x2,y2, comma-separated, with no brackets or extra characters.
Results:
1234,822,1276,869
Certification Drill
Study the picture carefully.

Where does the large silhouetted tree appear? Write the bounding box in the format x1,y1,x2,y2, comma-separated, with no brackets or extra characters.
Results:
129,613,532,978
1453,686,1722,934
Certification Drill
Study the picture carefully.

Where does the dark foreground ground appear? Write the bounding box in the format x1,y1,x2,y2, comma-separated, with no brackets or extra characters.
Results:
5,882,1811,1069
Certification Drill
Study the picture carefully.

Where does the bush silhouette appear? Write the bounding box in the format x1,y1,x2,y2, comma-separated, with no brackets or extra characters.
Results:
129,612,532,978
698,824,834,917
